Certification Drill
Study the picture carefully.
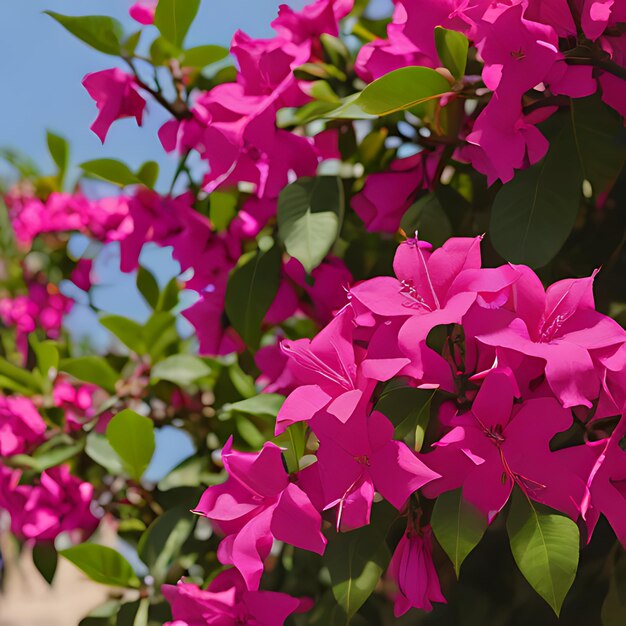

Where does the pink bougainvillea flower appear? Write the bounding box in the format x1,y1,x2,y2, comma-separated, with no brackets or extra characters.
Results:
0,396,46,457
351,150,441,233
388,525,446,616
53,378,97,431
313,410,440,530
82,68,146,142
163,569,303,626
558,417,626,545
461,93,550,184
0,465,98,542
283,256,352,324
476,267,626,407
195,438,326,589
350,236,517,379
275,306,381,434
271,0,353,45
129,0,157,25
422,369,584,520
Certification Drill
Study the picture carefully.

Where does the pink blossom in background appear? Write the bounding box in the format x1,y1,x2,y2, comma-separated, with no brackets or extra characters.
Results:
129,0,158,25
82,68,146,142
388,525,446,615
351,151,441,233
163,569,304,626
0,465,98,542
0,396,46,457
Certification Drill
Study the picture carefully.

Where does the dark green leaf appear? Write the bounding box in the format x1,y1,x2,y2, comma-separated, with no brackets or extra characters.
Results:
278,176,344,274
106,409,155,480
60,544,141,588
571,95,626,194
602,555,626,626
375,385,435,450
506,488,579,615
136,267,160,310
59,356,119,394
490,111,584,268
434,27,469,80
0,355,41,392
33,542,58,585
326,502,397,619
401,193,452,247
154,0,200,47
138,506,195,584
150,35,180,65
182,44,228,68
225,240,282,349
80,159,139,187
46,131,69,186
431,488,487,578
151,354,211,386
100,315,146,354
45,12,124,56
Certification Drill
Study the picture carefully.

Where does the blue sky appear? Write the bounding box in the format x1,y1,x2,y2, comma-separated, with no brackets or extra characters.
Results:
0,0,307,182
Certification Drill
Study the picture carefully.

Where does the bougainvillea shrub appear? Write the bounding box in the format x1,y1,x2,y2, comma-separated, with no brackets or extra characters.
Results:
0,0,625,624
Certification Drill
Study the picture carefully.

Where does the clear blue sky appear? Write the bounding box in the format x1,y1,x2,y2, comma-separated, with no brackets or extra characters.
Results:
0,0,307,182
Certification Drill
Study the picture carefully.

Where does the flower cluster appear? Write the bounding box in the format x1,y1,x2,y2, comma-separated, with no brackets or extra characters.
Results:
0,465,98,543
193,235,626,615
356,0,625,186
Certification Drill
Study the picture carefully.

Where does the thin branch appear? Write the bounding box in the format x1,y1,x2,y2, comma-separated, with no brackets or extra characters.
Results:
123,56,192,120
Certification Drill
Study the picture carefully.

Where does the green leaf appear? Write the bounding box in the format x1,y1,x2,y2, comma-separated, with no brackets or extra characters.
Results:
274,422,307,474
278,176,344,274
59,356,119,394
80,159,139,187
434,27,469,80
602,555,626,626
60,544,141,589
401,193,452,247
333,66,451,118
150,35,181,65
27,439,85,471
151,354,211,386
374,385,435,450
154,0,200,47
100,315,146,354
106,409,155,481
33,542,58,585
85,432,125,475
570,95,626,194
144,312,179,360
156,277,180,312
46,131,69,187
225,240,282,350
138,506,195,584
136,161,159,188
224,394,285,420
506,489,579,615
45,12,124,56
182,44,228,68
29,336,59,381
136,267,160,310
431,488,487,578
0,355,41,393
490,110,584,268
326,502,397,619
209,191,237,231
